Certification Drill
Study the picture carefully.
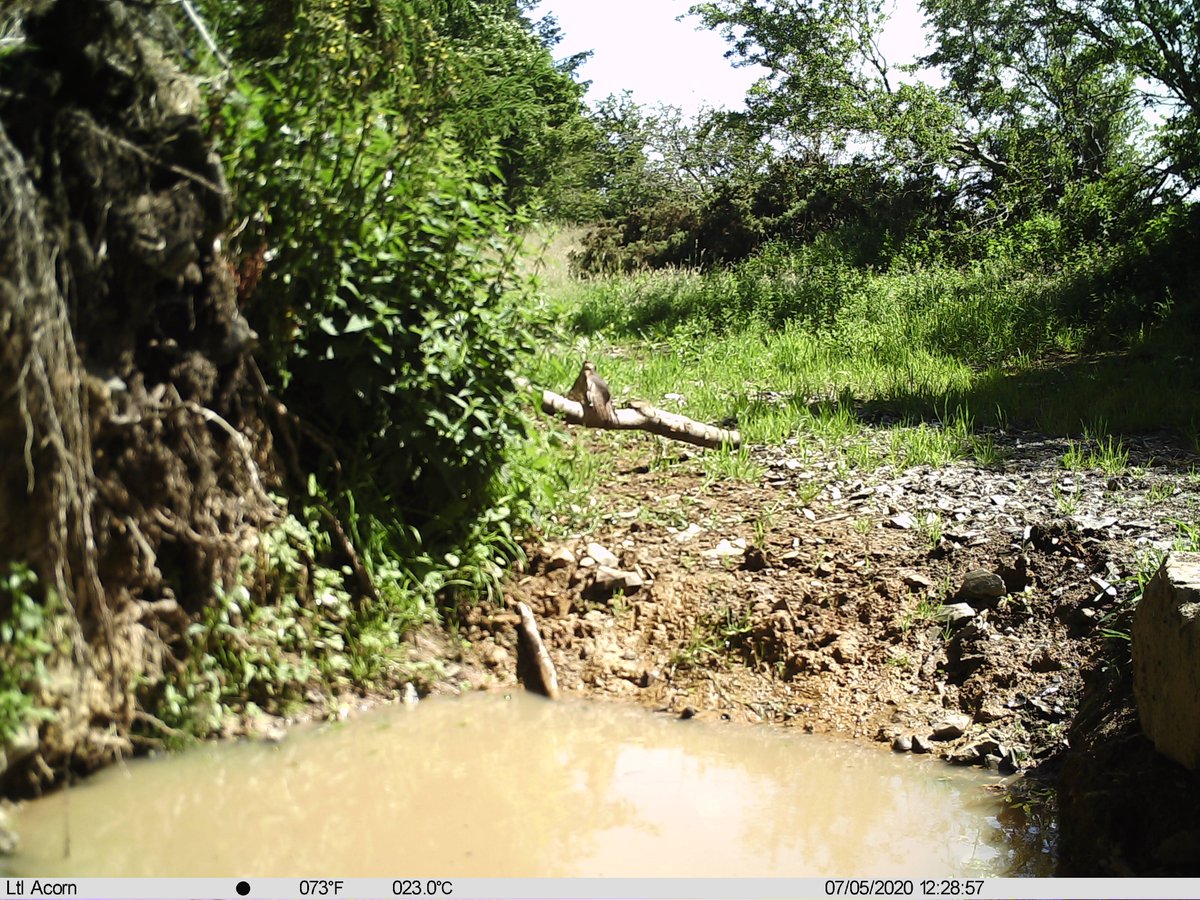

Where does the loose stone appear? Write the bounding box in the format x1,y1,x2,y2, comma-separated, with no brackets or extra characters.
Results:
586,542,620,568
936,602,977,625
930,713,971,741
959,569,1007,604
544,546,576,572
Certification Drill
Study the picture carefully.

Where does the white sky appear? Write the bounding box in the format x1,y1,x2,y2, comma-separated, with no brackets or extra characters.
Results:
529,0,936,117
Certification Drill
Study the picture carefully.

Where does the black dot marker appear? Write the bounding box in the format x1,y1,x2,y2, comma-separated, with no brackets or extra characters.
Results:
236,881,251,896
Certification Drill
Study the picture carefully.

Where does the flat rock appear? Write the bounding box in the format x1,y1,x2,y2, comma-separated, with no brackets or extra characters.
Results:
929,713,971,741
948,746,983,765
901,571,935,591
969,738,1003,758
831,634,860,665
585,542,620,568
674,523,703,544
0,723,38,777
999,750,1019,775
603,653,643,681
892,735,913,753
886,513,916,530
701,539,744,560
249,715,287,744
936,602,977,625
1073,514,1118,533
1133,552,1200,770
583,565,645,600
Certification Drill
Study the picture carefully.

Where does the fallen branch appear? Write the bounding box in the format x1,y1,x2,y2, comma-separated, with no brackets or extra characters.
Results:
517,365,741,449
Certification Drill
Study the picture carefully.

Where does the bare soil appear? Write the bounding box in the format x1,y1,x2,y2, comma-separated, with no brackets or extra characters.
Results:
467,425,1199,785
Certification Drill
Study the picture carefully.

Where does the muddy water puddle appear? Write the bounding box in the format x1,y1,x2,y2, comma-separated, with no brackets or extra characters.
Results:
7,693,1047,876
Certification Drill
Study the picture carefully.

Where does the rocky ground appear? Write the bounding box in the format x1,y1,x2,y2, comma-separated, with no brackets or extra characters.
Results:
463,422,1200,863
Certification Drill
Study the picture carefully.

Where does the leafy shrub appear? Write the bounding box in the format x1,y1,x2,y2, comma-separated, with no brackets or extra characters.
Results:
0,564,55,743
197,0,564,557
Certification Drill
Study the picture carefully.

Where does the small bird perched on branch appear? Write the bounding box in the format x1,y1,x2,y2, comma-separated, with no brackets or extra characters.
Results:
567,360,617,425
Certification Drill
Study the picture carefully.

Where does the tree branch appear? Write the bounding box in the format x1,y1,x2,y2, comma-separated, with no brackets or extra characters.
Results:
518,366,742,449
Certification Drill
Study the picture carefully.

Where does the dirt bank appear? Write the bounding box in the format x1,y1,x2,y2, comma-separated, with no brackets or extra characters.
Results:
0,0,273,792
468,423,1200,872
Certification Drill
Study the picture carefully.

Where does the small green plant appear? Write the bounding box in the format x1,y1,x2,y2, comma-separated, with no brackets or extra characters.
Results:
1061,440,1088,470
670,624,725,670
899,593,944,633
638,503,689,530
887,421,968,469
795,479,824,505
1093,435,1129,475
1171,519,1200,552
1144,481,1176,503
148,505,428,740
669,605,753,670
969,432,1004,467
0,564,56,743
918,513,945,550
752,502,781,547
844,439,879,471
1052,483,1081,516
993,405,1010,432
1061,428,1128,475
718,605,755,642
802,402,860,442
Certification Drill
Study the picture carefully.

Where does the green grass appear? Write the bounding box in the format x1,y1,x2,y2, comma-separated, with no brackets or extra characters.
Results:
702,444,764,483
969,432,1005,467
752,501,782,547
669,605,754,670
1145,481,1177,503
1061,425,1130,475
1052,483,1082,516
899,593,946,633
917,513,945,550
527,236,1200,453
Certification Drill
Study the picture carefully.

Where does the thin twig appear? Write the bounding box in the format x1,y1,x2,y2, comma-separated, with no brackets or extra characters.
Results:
175,0,230,69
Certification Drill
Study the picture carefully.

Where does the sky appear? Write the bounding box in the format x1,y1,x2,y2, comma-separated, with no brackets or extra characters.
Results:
529,0,937,117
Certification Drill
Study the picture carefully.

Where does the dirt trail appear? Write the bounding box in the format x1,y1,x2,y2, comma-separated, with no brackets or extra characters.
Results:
470,425,1198,780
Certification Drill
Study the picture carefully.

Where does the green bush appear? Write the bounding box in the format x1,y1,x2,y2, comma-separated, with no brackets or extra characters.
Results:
196,0,567,557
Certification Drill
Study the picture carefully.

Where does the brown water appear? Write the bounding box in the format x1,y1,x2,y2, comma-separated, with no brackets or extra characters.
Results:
7,693,1044,877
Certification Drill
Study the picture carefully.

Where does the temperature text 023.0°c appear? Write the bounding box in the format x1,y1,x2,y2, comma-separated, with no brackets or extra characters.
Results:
393,879,454,896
